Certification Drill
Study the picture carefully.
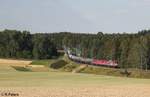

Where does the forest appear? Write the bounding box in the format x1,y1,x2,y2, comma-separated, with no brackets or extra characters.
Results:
0,29,150,70
0,30,57,59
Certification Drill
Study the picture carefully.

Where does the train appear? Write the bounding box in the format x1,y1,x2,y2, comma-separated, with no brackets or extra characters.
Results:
66,49,118,68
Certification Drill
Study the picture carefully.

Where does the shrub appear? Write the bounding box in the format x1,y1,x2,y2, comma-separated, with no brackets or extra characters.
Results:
12,66,31,72
50,60,68,69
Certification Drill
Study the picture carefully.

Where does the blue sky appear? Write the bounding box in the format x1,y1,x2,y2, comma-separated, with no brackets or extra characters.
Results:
0,0,150,33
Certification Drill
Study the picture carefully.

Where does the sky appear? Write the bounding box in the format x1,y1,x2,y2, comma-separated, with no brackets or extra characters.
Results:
0,0,150,33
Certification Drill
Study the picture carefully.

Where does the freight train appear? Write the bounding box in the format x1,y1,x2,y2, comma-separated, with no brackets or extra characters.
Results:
66,49,118,68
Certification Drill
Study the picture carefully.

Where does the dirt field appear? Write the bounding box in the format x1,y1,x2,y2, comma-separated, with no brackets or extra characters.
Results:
0,59,31,66
0,85,150,97
0,71,150,97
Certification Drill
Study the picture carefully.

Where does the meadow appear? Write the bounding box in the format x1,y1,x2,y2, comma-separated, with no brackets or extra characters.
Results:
0,59,150,97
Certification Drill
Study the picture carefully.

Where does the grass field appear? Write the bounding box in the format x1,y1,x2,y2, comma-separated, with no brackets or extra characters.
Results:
0,59,150,97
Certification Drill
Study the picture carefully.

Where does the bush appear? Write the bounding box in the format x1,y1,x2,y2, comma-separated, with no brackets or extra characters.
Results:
50,60,68,69
12,66,31,72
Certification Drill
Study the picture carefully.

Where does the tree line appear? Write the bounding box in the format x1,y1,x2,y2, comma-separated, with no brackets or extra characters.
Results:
0,29,150,70
47,31,150,70
0,30,57,59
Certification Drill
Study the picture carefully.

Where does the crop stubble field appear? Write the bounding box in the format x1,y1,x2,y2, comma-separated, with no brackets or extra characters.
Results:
0,59,150,97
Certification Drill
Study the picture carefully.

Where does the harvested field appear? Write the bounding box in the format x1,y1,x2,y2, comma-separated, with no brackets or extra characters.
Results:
0,59,32,66
0,59,150,97
0,65,16,72
0,85,150,97
0,71,150,97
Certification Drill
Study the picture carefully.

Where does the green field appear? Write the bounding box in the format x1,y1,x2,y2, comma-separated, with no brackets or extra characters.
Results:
0,70,150,87
0,58,150,87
